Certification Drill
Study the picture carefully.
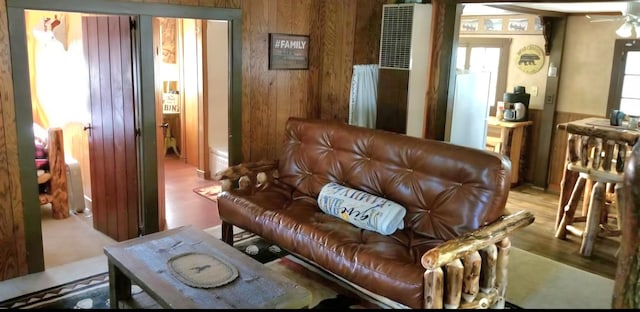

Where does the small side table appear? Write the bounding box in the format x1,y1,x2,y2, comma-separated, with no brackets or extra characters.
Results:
487,117,534,184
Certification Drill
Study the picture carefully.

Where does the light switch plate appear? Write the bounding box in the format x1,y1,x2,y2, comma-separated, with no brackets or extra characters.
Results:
530,86,538,96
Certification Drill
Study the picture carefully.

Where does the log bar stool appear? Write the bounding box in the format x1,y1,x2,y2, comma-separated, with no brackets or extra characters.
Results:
555,118,640,257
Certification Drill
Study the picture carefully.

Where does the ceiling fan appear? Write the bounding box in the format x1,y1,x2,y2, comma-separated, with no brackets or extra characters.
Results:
586,1,640,38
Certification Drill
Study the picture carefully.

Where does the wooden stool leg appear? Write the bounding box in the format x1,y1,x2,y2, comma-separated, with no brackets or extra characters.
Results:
581,181,606,257
556,176,586,239
582,178,594,217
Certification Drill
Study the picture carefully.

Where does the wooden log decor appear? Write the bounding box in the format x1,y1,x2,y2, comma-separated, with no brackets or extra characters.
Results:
215,161,534,309
461,251,481,303
612,141,640,309
48,128,69,219
444,259,463,309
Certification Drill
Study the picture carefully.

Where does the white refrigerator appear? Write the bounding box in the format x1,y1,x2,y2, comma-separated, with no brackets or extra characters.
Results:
445,71,491,150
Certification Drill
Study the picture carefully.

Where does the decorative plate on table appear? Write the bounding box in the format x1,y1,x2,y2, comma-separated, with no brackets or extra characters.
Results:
167,252,238,288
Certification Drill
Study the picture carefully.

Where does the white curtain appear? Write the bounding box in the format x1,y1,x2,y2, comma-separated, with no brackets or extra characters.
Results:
348,64,378,128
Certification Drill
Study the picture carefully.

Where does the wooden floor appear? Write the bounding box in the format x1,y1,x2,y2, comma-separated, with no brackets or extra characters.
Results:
506,184,619,280
41,156,619,281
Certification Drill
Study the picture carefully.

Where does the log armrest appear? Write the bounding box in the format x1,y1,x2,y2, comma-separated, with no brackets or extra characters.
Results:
213,160,279,193
420,210,535,309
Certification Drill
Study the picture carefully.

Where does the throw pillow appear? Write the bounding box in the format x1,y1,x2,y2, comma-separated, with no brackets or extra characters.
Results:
317,182,406,235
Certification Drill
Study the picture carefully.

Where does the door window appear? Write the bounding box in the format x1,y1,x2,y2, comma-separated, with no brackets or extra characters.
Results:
608,40,640,116
457,38,511,115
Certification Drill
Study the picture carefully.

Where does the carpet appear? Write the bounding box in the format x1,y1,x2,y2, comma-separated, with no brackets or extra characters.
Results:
0,234,379,309
193,183,222,202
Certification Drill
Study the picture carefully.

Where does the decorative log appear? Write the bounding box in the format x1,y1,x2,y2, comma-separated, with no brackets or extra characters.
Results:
459,290,497,309
424,267,444,309
212,159,279,182
591,137,603,170
565,123,639,146
617,144,628,173
238,176,250,190
567,133,579,163
444,259,463,309
48,128,69,219
580,135,590,167
580,181,606,256
479,244,497,294
461,251,481,303
220,179,232,191
421,210,534,269
603,140,615,171
493,238,511,309
612,141,640,309
556,162,579,229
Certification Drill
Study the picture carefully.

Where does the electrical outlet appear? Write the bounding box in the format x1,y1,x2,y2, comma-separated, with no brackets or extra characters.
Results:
530,86,538,96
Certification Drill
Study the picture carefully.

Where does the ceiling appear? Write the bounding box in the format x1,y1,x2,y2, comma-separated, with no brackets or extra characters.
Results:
462,1,632,16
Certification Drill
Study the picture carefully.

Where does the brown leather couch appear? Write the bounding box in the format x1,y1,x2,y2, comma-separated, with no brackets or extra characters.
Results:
215,117,534,309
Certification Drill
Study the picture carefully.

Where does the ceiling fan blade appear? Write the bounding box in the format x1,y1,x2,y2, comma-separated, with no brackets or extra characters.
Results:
586,14,624,22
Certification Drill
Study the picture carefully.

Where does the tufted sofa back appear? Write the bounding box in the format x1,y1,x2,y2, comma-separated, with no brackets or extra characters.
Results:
278,118,512,240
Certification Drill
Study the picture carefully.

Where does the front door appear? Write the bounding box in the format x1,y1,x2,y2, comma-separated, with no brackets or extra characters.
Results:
82,15,140,241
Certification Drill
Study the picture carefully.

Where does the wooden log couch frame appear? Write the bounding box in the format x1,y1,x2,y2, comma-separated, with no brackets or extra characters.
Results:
215,160,534,309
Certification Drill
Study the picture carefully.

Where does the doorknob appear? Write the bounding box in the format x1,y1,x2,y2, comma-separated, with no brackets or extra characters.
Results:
83,124,93,131
160,123,169,129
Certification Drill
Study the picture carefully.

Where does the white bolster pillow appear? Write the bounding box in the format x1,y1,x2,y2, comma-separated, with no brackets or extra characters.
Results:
317,182,406,235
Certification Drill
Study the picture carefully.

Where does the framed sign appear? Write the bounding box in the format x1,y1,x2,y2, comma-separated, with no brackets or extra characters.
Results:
516,44,545,74
269,33,309,70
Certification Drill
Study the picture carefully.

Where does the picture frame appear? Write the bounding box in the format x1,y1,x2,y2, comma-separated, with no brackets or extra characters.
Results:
268,33,310,70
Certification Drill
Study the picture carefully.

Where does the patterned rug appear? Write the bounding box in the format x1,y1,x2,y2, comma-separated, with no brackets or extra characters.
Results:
0,236,389,309
193,183,222,202
0,233,521,309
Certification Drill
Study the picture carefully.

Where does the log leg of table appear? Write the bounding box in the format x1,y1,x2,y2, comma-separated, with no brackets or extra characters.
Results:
556,162,579,229
555,176,586,239
580,181,606,257
582,178,594,217
508,127,525,184
109,261,132,309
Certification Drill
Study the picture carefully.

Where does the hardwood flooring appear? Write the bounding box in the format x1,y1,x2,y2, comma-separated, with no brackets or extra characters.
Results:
506,184,618,280
39,157,619,280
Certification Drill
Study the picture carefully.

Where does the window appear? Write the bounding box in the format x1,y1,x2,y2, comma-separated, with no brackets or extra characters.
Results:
456,38,511,116
607,40,640,117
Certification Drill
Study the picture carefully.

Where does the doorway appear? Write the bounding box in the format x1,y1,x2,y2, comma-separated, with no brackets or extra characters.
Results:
8,0,242,274
23,10,230,269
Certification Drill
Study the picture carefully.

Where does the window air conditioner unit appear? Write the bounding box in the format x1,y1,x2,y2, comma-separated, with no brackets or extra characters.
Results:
376,3,433,138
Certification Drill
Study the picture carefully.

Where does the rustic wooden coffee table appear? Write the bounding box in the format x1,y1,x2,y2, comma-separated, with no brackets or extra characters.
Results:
103,226,311,309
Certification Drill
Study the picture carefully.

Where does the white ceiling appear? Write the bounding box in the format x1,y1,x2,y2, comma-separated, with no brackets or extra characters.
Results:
462,2,631,16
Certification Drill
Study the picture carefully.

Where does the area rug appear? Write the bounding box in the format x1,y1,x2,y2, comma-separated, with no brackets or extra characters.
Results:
193,182,222,202
0,226,614,309
0,234,379,309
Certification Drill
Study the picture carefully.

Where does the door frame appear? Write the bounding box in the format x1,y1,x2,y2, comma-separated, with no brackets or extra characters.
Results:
7,0,242,273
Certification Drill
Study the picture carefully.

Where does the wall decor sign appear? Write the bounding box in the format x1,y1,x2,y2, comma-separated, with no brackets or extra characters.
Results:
508,18,528,32
461,19,479,32
268,33,309,70
515,44,545,74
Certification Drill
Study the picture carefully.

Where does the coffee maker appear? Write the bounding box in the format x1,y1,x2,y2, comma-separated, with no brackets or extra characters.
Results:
502,86,531,122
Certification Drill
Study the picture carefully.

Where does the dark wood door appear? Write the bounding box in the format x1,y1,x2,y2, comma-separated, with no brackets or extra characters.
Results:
82,15,139,241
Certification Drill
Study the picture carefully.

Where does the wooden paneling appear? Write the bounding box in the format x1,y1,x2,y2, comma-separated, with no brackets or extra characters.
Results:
0,0,388,281
83,15,139,242
0,0,28,281
181,18,200,166
376,69,410,133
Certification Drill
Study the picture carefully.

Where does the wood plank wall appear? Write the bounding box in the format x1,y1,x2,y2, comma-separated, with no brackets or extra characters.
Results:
0,0,29,281
0,0,389,281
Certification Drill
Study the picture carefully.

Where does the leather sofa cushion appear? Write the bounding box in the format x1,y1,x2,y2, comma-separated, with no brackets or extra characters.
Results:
218,182,445,309
277,118,511,241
